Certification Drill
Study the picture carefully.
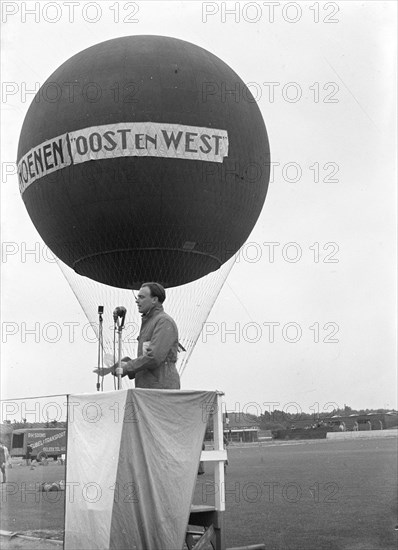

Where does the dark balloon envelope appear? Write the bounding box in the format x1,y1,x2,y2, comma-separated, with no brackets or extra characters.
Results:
17,36,270,289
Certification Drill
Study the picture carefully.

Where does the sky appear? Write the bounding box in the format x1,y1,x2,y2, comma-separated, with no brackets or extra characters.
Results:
1,1,397,422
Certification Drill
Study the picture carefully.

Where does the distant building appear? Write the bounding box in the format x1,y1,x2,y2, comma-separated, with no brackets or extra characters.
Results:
205,411,259,443
326,412,398,431
286,412,398,432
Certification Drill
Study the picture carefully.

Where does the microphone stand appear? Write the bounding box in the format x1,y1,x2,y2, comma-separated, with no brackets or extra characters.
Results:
96,306,104,392
113,307,127,390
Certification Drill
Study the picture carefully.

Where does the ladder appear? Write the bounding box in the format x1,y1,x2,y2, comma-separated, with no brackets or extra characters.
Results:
186,392,266,550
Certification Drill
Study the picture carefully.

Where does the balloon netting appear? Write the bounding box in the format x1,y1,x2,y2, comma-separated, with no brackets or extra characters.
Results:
57,256,236,387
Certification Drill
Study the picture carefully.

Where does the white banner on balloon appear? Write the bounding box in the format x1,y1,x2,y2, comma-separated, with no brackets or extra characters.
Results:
17,122,229,193
17,133,70,193
69,122,229,164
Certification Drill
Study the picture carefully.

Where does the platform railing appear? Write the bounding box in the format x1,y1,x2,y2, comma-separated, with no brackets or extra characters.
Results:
188,391,228,549
200,391,228,511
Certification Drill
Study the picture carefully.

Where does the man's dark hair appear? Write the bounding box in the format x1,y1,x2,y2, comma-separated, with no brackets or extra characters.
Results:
141,282,166,303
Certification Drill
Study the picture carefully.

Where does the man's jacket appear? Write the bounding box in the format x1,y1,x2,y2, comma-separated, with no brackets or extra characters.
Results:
127,303,180,389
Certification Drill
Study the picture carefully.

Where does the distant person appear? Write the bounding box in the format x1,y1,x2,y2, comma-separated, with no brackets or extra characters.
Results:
223,435,229,469
198,442,205,476
0,442,10,483
26,444,33,466
95,282,180,389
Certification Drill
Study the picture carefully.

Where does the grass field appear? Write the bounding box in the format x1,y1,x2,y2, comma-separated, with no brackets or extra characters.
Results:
1,437,397,549
0,461,65,539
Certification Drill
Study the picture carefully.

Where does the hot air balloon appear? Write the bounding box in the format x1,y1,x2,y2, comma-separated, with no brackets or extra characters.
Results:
17,36,270,379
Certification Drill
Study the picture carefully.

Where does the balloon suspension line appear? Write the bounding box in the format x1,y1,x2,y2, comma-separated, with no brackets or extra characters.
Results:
96,306,104,392
113,307,127,390
113,323,117,391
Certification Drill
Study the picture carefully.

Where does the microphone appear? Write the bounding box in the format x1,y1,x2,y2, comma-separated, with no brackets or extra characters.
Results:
113,306,126,319
113,306,127,328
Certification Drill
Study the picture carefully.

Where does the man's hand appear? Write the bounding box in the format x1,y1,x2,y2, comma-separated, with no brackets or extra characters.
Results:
93,365,115,377
93,357,132,377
